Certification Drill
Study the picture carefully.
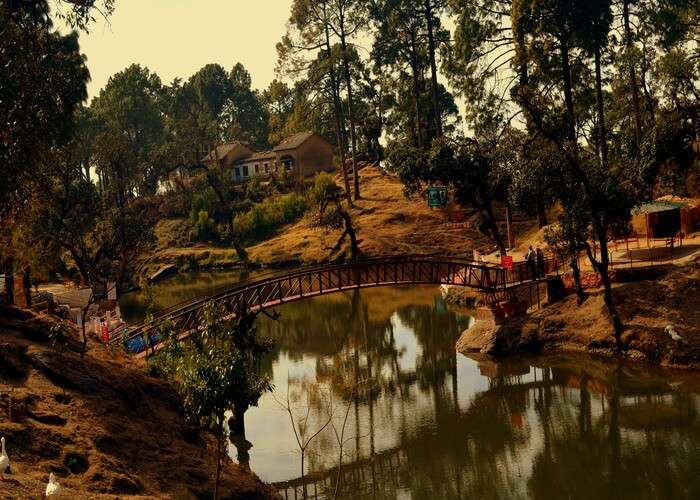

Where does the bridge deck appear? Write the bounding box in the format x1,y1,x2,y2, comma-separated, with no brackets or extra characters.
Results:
114,255,558,355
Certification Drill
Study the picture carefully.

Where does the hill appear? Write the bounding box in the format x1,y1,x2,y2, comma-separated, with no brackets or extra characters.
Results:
0,307,276,499
140,166,540,277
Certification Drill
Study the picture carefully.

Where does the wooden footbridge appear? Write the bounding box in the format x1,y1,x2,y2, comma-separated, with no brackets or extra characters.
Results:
114,255,557,355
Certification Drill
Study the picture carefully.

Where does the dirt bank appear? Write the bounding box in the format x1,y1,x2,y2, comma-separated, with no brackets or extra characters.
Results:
457,262,700,370
0,307,277,499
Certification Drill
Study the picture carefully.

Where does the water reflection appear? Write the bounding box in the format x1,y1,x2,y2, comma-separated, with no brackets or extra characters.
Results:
240,285,700,500
119,268,268,323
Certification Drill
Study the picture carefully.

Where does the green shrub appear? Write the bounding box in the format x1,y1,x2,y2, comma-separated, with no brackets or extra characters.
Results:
234,193,308,242
311,172,337,205
190,188,218,224
194,210,218,242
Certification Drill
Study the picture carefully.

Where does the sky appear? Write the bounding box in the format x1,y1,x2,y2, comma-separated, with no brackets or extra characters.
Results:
60,0,295,101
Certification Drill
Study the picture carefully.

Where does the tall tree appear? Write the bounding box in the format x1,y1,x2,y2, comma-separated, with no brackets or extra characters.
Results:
280,0,354,203
423,0,448,137
330,0,365,199
91,64,165,198
513,0,637,345
225,63,269,149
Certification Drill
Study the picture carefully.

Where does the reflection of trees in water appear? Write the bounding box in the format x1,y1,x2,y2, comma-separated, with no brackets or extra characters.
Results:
528,365,700,500
300,360,698,500
260,288,700,500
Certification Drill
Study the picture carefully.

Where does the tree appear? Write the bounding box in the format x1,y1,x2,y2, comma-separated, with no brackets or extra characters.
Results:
15,131,155,353
280,0,354,203
371,0,456,149
388,136,508,254
262,79,296,145
0,2,90,216
422,0,448,138
512,0,638,346
312,174,360,260
225,63,269,149
157,304,273,499
91,64,166,198
273,381,334,499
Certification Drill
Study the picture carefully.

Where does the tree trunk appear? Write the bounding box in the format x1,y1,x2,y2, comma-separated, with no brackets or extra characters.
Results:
423,0,442,138
559,32,576,144
338,15,361,200
537,202,548,228
505,203,515,249
214,415,224,500
211,147,248,262
229,404,247,437
622,0,643,152
586,236,623,349
80,295,93,359
569,255,586,305
324,19,353,206
594,45,609,169
409,28,424,149
484,203,506,255
3,258,13,305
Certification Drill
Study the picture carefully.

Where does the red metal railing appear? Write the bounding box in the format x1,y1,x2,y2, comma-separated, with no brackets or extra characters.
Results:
115,255,553,355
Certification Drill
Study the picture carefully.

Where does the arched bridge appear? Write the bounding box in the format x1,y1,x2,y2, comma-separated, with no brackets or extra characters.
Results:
114,255,557,355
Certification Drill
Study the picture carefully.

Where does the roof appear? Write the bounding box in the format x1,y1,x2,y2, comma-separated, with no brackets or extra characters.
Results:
632,201,688,215
234,151,276,164
201,142,252,163
273,131,315,151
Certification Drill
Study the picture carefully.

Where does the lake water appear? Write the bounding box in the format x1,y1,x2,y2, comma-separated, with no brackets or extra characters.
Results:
121,273,700,500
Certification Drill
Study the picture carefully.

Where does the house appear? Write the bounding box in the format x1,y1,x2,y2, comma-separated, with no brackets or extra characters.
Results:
202,132,335,184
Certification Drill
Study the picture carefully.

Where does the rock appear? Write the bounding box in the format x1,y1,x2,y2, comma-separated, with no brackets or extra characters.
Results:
63,451,89,474
455,320,498,353
0,343,31,383
440,285,478,306
148,265,178,283
111,474,143,495
27,410,67,426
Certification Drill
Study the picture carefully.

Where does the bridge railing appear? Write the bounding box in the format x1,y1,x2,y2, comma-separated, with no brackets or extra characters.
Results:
114,255,552,354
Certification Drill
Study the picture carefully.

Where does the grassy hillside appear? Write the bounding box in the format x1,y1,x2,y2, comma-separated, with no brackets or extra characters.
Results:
140,166,541,276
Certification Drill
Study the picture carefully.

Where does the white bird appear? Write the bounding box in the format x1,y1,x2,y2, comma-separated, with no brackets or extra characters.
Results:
0,436,9,479
665,325,683,342
45,473,61,497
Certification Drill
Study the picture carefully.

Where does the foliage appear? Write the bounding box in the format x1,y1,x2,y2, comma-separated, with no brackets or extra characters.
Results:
387,135,508,253
155,304,273,498
194,211,219,243
0,3,90,218
234,193,309,243
91,64,166,197
189,189,219,225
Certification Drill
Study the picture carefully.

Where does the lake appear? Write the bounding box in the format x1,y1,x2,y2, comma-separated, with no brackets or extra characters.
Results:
121,273,700,500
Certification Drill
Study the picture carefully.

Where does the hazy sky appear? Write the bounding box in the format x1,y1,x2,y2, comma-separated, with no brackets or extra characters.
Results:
63,0,295,100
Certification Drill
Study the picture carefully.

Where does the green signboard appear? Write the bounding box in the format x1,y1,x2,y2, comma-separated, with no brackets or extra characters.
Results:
427,186,448,208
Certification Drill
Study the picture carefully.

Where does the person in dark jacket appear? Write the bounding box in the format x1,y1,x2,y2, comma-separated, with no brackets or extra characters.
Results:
525,246,537,279
536,247,545,277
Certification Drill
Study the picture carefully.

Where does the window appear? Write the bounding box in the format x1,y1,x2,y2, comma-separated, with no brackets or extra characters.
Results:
264,163,269,173
234,167,240,179
255,164,260,174
242,165,249,177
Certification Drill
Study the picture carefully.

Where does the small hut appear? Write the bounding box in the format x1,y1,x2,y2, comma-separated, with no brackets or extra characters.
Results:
631,201,685,240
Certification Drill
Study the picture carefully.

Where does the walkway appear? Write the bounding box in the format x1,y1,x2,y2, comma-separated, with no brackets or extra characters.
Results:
115,255,557,355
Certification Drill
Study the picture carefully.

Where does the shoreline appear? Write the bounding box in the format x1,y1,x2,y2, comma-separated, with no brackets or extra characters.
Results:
457,261,700,371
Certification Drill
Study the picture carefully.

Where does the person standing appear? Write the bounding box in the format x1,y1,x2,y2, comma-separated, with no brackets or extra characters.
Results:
536,247,545,277
526,246,537,279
